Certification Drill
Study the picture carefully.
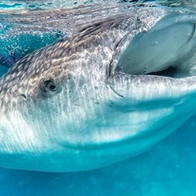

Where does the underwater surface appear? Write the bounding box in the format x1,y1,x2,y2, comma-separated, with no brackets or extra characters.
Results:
1,0,196,195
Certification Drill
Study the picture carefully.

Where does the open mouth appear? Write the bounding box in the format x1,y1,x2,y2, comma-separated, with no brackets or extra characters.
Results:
146,66,177,78
119,13,196,79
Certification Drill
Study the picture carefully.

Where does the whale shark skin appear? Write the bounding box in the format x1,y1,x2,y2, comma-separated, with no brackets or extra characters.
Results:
0,4,196,172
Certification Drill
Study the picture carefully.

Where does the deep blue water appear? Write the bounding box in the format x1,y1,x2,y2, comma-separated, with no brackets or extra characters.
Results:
1,1,196,195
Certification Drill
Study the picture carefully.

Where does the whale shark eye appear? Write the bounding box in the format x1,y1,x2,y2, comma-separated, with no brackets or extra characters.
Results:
39,79,60,97
44,80,56,91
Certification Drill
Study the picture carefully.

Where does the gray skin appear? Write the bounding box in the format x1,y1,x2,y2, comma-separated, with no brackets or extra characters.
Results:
1,5,196,172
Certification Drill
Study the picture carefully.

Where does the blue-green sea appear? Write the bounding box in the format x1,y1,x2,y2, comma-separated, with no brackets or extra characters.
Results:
0,0,196,195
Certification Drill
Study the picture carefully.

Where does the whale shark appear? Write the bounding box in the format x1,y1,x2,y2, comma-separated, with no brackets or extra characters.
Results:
1,4,196,172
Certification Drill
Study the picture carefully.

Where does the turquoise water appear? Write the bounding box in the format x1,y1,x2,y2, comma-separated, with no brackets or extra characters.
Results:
1,0,196,195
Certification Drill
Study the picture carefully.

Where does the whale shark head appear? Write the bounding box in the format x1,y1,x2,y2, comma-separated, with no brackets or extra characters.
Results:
1,7,196,172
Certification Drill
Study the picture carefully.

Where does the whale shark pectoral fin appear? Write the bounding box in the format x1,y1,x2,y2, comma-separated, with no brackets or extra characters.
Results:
119,14,196,77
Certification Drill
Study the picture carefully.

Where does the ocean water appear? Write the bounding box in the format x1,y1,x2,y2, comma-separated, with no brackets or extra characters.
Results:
1,0,196,195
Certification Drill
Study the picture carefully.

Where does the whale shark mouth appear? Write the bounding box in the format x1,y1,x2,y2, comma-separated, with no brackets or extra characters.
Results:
146,66,177,78
119,13,196,79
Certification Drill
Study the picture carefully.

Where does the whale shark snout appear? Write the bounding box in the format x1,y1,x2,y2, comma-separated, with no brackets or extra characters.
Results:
0,5,196,172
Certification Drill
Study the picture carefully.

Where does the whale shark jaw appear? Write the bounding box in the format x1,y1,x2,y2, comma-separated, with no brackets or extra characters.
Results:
1,6,196,172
